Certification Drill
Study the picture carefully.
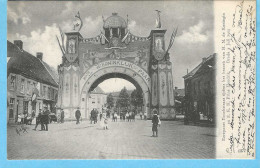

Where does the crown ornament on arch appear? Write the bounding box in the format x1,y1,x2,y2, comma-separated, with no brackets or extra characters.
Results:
73,11,83,32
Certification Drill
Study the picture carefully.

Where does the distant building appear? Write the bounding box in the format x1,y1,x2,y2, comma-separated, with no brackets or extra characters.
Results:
7,40,59,124
86,86,107,119
183,53,216,123
174,87,185,115
108,89,134,113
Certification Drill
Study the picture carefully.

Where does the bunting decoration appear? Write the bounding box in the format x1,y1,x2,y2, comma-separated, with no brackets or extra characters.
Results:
165,27,178,55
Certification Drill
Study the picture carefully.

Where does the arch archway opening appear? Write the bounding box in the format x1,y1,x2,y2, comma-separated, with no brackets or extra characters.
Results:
81,73,149,120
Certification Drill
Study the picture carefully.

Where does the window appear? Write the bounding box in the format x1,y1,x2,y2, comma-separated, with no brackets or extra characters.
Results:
9,98,15,118
92,97,95,104
27,81,30,94
10,75,15,89
21,79,25,93
39,102,41,111
51,88,54,100
33,82,36,88
48,87,51,99
43,86,46,98
198,81,201,95
97,97,100,104
193,82,196,96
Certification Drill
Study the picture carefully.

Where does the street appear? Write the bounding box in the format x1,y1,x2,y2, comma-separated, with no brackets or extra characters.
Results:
8,118,215,159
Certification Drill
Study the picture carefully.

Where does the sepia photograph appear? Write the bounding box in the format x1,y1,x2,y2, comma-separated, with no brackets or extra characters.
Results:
3,0,257,165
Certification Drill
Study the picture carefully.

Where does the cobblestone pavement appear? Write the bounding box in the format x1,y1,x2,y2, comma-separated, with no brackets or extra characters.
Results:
7,118,216,159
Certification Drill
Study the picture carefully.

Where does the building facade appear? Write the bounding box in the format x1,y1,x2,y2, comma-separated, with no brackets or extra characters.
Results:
174,87,185,115
85,86,107,119
183,53,216,123
57,12,176,120
7,40,59,124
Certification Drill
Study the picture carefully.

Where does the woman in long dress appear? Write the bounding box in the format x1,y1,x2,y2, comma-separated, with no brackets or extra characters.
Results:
100,112,105,128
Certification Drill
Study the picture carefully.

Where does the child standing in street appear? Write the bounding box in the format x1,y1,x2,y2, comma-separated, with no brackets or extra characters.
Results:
152,111,159,137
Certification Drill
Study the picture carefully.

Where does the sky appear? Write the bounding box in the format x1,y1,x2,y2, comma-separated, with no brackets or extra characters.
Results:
7,1,214,92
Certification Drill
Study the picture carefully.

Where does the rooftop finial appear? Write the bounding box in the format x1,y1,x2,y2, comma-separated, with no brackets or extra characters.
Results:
73,11,83,32
155,10,161,28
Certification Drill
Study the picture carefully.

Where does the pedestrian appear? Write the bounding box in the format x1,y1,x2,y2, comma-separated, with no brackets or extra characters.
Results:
144,111,147,120
152,111,159,137
99,112,103,121
126,112,129,122
31,110,36,125
114,113,118,122
158,115,161,127
17,113,22,124
103,116,108,130
75,107,81,124
140,112,143,120
61,109,65,123
90,108,95,124
94,109,98,124
33,110,43,131
21,113,25,124
42,107,50,131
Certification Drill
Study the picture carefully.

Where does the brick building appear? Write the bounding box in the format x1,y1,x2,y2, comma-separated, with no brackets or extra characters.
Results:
7,40,59,124
183,53,216,123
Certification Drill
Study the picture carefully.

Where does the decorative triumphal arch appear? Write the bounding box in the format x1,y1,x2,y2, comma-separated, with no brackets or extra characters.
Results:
56,12,176,120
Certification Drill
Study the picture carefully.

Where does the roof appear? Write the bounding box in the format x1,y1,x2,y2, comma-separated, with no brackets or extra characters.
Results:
42,61,59,84
90,86,106,94
7,40,58,87
104,13,127,28
183,53,216,79
174,88,185,97
109,89,133,97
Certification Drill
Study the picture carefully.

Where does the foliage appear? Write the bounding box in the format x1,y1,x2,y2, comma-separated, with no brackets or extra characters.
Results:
116,87,130,109
106,93,114,109
130,89,143,110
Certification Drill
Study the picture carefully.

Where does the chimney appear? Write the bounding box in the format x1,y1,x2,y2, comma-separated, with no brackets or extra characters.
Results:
36,52,43,61
202,57,207,62
14,40,23,50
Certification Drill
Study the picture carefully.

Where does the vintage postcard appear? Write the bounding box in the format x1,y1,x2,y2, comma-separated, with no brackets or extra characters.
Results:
2,0,257,165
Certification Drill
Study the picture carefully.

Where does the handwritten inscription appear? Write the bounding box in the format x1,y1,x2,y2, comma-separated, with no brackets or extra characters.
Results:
220,0,256,158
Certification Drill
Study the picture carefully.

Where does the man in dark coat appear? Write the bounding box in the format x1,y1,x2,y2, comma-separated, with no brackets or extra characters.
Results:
75,107,81,124
60,109,65,123
33,110,44,131
90,109,95,124
152,111,159,137
42,107,50,131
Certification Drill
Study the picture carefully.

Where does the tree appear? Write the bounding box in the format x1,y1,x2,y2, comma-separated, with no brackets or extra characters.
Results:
106,93,114,109
116,87,130,111
130,89,143,111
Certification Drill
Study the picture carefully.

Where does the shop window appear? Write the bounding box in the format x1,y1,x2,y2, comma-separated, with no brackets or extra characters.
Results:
9,98,15,118
21,79,25,93
10,75,15,89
